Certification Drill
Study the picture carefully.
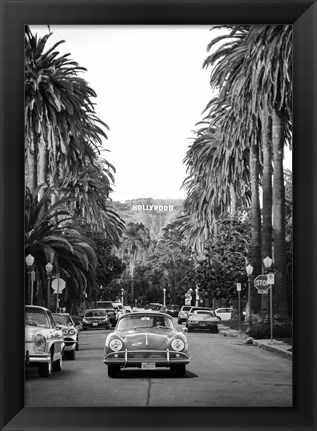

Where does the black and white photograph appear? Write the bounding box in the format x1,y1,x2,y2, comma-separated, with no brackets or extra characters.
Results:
24,24,293,407
1,1,316,431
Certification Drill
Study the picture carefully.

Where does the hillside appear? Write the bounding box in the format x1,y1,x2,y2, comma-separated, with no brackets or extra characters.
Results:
111,198,185,239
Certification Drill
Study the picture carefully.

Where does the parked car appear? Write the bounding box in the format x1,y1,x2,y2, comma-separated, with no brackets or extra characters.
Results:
177,305,192,324
104,311,190,378
96,301,117,326
25,305,64,377
187,306,213,321
186,310,219,333
82,308,110,330
215,307,233,321
145,303,164,311
53,313,79,359
166,304,180,317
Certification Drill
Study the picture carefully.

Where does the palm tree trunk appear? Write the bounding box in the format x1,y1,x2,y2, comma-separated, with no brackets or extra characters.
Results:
272,109,289,319
249,141,262,315
261,110,273,316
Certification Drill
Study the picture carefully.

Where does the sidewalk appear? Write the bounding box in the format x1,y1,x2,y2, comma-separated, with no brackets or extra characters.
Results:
218,326,292,360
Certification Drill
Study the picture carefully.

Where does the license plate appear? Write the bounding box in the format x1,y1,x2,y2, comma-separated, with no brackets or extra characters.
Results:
141,362,156,369
199,322,207,326
93,323,98,326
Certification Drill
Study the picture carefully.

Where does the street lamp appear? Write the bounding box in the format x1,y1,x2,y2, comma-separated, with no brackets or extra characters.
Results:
195,286,199,307
263,256,274,340
245,263,253,330
163,288,166,307
45,262,53,309
25,254,35,305
121,288,124,306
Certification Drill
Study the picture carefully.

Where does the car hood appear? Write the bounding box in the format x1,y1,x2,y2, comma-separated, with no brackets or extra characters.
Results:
25,326,48,341
119,328,175,349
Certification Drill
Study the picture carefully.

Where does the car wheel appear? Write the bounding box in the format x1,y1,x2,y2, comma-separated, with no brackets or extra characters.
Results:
172,364,186,377
108,365,120,378
66,349,76,360
52,355,63,372
187,327,193,332
38,357,52,377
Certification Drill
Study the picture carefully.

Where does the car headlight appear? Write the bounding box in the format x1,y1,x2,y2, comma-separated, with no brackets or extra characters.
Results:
68,328,76,335
171,338,185,352
33,334,46,351
63,328,68,335
109,338,123,352
83,318,88,323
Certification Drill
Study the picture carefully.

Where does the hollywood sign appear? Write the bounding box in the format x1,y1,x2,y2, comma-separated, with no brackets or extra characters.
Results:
132,204,174,212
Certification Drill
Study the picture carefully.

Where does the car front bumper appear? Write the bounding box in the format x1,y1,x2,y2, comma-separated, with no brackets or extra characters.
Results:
25,350,51,365
187,322,218,330
64,337,77,351
104,349,190,368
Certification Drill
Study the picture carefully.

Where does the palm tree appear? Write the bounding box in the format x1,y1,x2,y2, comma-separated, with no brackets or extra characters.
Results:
25,185,97,308
119,223,151,303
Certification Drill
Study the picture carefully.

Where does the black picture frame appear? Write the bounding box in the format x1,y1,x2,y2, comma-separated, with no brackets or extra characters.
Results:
0,0,316,430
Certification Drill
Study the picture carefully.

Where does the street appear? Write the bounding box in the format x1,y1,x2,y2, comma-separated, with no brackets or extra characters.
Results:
25,321,292,407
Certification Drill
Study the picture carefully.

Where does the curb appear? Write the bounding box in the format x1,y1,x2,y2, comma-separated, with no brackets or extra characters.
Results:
219,329,292,360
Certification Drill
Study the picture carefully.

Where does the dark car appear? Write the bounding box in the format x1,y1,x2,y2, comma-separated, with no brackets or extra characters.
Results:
82,309,110,330
104,311,190,378
96,301,117,326
166,304,180,317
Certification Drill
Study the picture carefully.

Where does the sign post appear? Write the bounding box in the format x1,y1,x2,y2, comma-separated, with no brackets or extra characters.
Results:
267,273,275,342
51,277,66,312
236,283,241,332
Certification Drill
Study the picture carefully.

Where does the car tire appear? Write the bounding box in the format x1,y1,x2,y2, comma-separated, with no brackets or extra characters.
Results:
66,349,76,360
38,357,52,377
187,327,192,332
108,365,120,378
172,364,186,377
52,355,63,372
177,319,182,324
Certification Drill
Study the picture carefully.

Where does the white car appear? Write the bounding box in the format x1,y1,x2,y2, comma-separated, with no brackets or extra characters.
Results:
53,313,79,360
215,307,233,321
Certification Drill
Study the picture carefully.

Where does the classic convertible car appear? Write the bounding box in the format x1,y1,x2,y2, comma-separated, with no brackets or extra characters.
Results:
53,313,78,359
186,310,219,333
104,312,190,378
25,305,64,377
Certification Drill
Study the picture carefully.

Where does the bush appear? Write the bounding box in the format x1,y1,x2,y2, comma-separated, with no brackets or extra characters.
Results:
247,322,292,339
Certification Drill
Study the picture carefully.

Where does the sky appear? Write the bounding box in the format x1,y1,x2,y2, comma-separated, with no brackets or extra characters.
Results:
31,25,292,203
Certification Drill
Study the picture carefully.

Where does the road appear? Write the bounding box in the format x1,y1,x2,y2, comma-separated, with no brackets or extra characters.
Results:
25,321,292,407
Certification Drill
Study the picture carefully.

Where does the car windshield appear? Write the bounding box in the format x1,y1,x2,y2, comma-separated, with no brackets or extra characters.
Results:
53,314,67,325
25,308,50,328
85,310,107,317
62,314,74,325
117,315,174,330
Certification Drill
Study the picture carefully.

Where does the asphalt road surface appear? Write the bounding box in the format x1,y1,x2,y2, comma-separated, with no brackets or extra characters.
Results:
25,321,292,407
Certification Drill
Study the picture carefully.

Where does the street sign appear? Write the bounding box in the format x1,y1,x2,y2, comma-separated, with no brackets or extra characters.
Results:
51,278,66,293
236,283,241,291
254,274,271,294
267,273,275,284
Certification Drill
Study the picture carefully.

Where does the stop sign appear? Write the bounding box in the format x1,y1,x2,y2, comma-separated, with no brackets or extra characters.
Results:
51,278,66,293
254,275,270,293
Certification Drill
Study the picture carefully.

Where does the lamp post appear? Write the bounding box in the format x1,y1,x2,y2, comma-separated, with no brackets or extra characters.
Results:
245,263,253,330
163,288,166,307
45,263,53,309
121,288,124,306
195,286,199,307
263,256,274,341
25,254,35,305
